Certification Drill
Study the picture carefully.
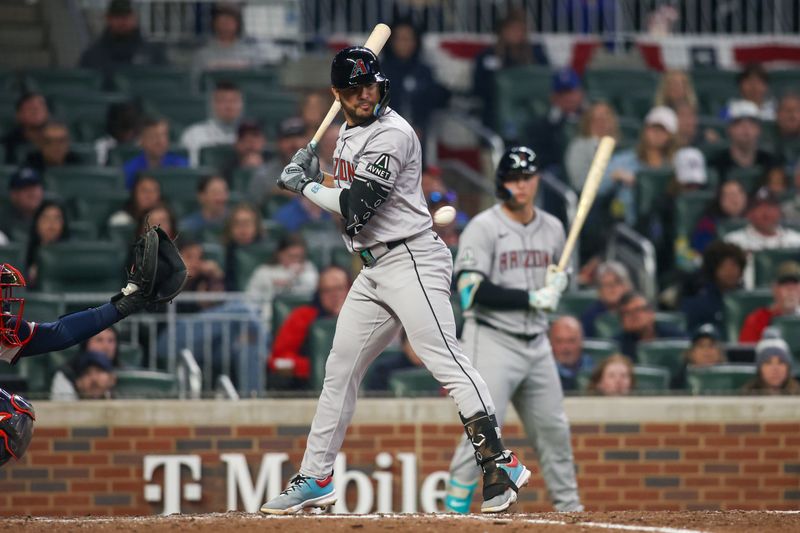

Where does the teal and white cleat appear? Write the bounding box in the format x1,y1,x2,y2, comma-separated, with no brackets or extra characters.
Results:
444,478,478,513
481,452,531,514
260,473,337,515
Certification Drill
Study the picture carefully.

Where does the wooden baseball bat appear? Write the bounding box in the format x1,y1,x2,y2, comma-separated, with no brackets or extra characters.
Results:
557,136,616,271
309,23,392,150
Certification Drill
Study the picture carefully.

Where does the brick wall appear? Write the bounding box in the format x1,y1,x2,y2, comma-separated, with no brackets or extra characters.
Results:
0,399,798,515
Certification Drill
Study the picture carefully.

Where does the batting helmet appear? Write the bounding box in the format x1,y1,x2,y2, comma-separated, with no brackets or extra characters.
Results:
331,46,390,117
0,264,26,348
0,388,35,467
495,146,539,200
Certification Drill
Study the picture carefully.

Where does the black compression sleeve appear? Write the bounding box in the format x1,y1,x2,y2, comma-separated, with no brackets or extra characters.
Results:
473,279,529,310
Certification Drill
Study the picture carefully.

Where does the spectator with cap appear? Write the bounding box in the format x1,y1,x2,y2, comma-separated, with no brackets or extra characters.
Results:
51,328,120,401
739,261,800,343
672,323,726,389
23,121,83,173
549,316,594,392
0,167,44,241
598,105,679,227
191,3,267,76
71,351,118,400
180,81,243,166
691,180,749,254
614,291,685,362
2,92,50,164
708,99,780,186
472,7,549,128
725,187,800,288
123,117,188,190
680,241,746,333
178,175,230,240
524,67,585,171
247,116,307,205
725,63,776,122
742,336,800,394
580,260,633,338
565,101,620,191
79,0,166,85
587,354,635,396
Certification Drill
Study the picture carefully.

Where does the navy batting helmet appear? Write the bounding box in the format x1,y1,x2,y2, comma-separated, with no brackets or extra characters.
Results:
495,146,539,200
0,388,35,467
331,46,390,117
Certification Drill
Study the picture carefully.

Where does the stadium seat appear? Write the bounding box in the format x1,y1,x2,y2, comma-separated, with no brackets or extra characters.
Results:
635,168,674,222
582,338,620,364
308,318,337,390
674,190,716,238
655,312,687,333
389,367,441,397
753,248,800,287
13,355,53,394
115,370,178,398
200,69,280,95
231,168,254,195
70,190,129,236
557,290,598,317
725,166,763,193
593,313,620,339
722,289,772,341
331,247,355,273
44,166,125,199
247,93,303,136
264,194,292,217
636,339,690,379
584,69,658,101
691,69,738,115
493,65,551,134
769,71,800,98
633,365,671,392
686,363,756,394
36,241,126,293
0,243,25,266
715,217,747,237
771,315,800,363
199,144,236,171
271,294,313,336
615,90,654,120
23,68,102,94
67,220,98,241
145,94,207,130
234,241,278,291
49,91,129,142
147,167,216,206
117,343,144,368
113,66,193,98
201,242,226,270
616,116,643,149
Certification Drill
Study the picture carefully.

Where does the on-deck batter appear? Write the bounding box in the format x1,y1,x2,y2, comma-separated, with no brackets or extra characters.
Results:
260,46,538,515
444,146,583,513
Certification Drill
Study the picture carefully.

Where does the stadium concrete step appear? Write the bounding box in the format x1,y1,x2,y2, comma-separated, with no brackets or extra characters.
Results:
0,2,39,24
0,25,47,49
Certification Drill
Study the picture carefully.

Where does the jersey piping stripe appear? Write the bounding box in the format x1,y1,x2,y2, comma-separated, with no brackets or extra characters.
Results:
402,242,489,415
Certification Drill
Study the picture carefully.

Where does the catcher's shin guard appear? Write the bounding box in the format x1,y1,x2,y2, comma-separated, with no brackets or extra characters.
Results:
460,412,519,503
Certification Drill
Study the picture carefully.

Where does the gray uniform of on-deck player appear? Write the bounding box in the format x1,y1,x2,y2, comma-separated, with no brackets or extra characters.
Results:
447,204,582,511
299,107,497,478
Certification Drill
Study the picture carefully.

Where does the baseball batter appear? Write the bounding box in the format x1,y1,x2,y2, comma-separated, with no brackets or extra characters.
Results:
261,47,542,515
444,147,583,513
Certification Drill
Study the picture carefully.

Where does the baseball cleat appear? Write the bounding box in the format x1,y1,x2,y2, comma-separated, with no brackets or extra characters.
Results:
260,473,337,515
444,478,478,514
481,452,531,514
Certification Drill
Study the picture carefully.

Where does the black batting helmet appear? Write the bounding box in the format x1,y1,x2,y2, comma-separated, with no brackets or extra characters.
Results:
331,46,390,117
495,146,539,200
0,388,35,467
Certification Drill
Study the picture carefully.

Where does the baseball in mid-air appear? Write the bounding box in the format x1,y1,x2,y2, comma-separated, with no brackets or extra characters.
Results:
433,205,456,226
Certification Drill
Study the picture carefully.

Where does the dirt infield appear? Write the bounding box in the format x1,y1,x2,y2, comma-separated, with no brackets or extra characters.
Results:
4,511,800,533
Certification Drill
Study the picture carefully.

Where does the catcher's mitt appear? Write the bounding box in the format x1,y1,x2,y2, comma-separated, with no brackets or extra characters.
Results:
111,226,188,317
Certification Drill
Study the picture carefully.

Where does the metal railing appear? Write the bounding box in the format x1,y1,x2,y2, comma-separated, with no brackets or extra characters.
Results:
606,223,658,301
177,348,202,399
78,0,800,43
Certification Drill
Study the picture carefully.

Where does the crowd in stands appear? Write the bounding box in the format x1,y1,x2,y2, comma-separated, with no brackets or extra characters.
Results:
1,1,798,398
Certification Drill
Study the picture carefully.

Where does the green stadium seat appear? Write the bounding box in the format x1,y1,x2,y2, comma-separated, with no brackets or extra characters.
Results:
691,69,738,115
633,365,671,392
147,166,215,206
753,248,800,287
24,68,102,94
107,221,135,245
199,144,236,171
654,312,687,333
0,243,25,266
585,69,658,99
582,338,620,364
769,70,800,98
636,339,690,379
494,65,551,134
331,247,355,273
68,220,98,241
686,363,756,394
44,166,125,200
117,343,144,368
716,217,747,237
771,315,800,363
389,367,441,397
271,293,313,335
17,292,65,324
145,95,207,130
201,242,226,270
36,241,126,293
725,166,764,193
113,66,193,98
115,370,178,398
264,194,292,217
722,289,773,342
49,91,129,142
593,313,621,339
14,355,53,394
615,90,654,120
106,143,141,166
308,318,337,391
674,190,715,238
557,290,597,317
234,241,277,291
635,168,674,222
200,69,280,95
71,190,129,236
231,168,254,195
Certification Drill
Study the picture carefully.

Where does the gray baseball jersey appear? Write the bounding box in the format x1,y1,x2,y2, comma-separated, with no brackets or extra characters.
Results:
299,107,499,480
454,204,566,336
331,108,432,252
447,204,582,512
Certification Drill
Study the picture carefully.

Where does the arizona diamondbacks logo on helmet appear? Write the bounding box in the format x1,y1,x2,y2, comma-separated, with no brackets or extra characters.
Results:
350,59,368,79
